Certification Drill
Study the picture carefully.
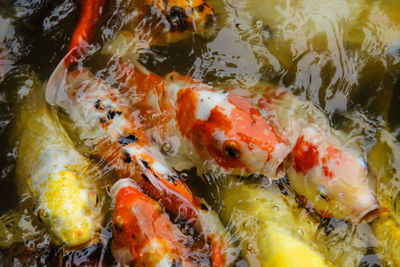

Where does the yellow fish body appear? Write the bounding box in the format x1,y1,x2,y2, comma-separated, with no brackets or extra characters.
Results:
368,129,400,266
219,179,330,267
12,77,106,248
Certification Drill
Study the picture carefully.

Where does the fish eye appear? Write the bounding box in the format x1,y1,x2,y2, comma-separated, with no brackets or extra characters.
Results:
38,209,47,223
317,185,330,201
223,140,241,159
88,191,98,207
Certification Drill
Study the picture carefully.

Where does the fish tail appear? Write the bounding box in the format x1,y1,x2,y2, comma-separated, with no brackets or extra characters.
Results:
65,0,105,68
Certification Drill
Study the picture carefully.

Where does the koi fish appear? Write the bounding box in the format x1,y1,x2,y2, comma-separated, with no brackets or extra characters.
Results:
130,0,215,44
63,0,215,67
110,178,234,266
220,178,331,267
257,91,380,223
46,64,236,265
368,129,400,265
109,178,194,266
54,0,287,180
14,85,106,248
105,60,292,179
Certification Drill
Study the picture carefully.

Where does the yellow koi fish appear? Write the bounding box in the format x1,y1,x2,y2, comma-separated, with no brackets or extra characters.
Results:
368,129,400,266
219,178,331,267
12,76,106,248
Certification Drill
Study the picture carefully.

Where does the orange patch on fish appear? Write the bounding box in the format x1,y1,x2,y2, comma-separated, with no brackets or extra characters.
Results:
293,136,320,175
112,186,192,265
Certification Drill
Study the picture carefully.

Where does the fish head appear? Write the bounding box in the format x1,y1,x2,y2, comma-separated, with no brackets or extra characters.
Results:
288,127,380,223
37,170,103,248
177,89,292,178
109,178,188,265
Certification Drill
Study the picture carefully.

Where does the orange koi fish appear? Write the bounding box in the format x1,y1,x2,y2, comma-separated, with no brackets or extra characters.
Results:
110,178,234,266
46,64,236,266
257,91,380,223
109,178,196,266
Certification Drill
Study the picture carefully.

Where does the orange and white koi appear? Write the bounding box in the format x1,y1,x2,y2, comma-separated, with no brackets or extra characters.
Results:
110,178,233,266
46,64,236,265
54,0,290,179
109,178,195,266
109,61,292,179
257,91,380,223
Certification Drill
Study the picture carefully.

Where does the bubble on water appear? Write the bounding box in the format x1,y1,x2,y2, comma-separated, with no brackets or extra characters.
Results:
247,243,258,254
161,142,172,154
255,20,263,29
273,205,279,212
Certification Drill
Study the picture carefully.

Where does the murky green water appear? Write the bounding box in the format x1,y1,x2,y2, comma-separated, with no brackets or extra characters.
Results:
0,0,400,266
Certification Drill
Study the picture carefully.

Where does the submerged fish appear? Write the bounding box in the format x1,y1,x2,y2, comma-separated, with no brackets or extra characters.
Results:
128,0,216,45
368,129,400,266
257,91,380,223
219,178,331,267
110,178,234,266
96,55,292,179
64,0,215,67
13,82,106,248
46,66,236,265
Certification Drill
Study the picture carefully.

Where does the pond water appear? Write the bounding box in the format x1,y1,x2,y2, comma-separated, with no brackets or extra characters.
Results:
0,0,399,266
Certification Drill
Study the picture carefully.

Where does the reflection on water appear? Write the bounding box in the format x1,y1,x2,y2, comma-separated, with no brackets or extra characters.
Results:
0,0,400,266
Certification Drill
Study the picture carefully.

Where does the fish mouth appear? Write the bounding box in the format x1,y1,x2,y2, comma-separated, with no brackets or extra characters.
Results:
110,178,140,199
354,203,381,224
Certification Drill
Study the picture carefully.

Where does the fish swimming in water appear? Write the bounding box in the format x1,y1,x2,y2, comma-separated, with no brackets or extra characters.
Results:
98,57,292,179
46,1,236,263
46,65,236,265
368,129,400,266
10,75,106,248
64,0,215,67
110,178,235,266
256,90,380,223
51,0,292,180
129,0,216,45
219,178,331,267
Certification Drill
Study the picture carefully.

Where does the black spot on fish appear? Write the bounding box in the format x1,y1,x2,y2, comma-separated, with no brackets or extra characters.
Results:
119,134,138,146
167,174,179,185
320,193,329,201
107,110,122,120
99,117,110,127
141,160,151,170
198,4,204,12
141,174,150,183
122,152,132,163
167,6,189,32
94,100,104,111
200,203,208,211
